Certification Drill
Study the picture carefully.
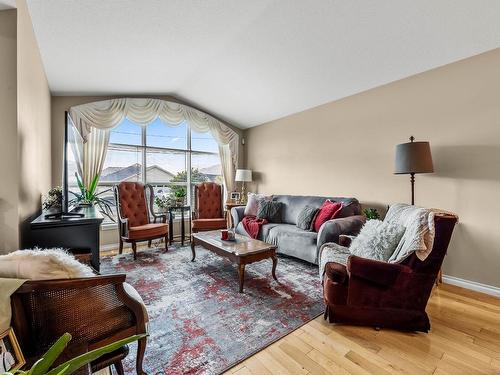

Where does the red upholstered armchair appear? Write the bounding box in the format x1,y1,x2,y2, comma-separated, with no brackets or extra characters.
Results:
191,182,227,233
114,182,168,259
322,213,458,332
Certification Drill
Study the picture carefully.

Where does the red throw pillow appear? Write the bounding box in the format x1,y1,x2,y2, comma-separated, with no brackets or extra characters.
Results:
313,200,343,232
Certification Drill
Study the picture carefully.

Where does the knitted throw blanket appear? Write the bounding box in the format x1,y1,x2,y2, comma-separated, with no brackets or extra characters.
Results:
385,203,437,263
242,216,268,239
318,243,350,281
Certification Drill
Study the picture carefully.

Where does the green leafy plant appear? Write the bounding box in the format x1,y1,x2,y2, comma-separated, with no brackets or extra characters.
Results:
70,173,115,222
154,194,174,210
174,188,186,199
1,333,146,375
363,208,380,220
173,187,186,206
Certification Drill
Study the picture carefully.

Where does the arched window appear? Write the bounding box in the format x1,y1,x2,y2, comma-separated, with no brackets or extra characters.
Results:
96,117,222,223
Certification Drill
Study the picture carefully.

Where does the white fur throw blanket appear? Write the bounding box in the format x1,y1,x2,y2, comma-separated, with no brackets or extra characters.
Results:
0,248,94,332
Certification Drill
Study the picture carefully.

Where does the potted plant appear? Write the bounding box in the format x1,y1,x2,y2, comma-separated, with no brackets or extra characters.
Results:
1,332,146,375
154,194,173,213
363,208,380,220
70,173,115,222
173,188,186,206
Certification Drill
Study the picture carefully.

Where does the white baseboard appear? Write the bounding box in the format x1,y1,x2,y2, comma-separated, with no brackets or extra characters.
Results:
100,240,165,251
100,243,119,251
443,275,500,297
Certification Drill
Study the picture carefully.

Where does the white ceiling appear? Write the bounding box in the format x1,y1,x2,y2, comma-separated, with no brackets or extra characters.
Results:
0,0,16,10
27,0,500,128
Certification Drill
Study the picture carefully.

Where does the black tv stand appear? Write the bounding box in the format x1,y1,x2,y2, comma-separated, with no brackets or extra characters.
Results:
28,206,104,271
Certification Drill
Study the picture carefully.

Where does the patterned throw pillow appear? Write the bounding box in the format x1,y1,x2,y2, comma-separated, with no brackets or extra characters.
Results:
296,205,319,231
349,219,406,262
244,193,271,217
257,201,283,223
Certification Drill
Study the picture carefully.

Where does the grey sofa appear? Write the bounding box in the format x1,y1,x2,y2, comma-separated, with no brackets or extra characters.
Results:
231,195,365,264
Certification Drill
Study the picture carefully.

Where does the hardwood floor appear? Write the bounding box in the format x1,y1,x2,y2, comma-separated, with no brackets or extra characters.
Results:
98,245,500,374
224,283,500,375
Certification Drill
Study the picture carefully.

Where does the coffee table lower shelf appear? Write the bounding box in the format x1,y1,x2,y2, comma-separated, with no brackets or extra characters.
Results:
191,231,278,293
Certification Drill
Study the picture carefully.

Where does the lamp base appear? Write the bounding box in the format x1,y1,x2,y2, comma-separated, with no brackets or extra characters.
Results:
240,183,247,204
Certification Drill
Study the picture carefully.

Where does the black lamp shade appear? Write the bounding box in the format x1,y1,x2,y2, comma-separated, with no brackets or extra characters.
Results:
394,141,434,174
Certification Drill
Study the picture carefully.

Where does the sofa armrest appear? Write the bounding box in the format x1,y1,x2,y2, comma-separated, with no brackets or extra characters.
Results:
231,206,246,228
347,255,412,287
323,262,349,284
339,234,355,247
317,215,365,250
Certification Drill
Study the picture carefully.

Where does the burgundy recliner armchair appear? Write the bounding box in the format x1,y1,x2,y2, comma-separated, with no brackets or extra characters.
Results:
322,213,457,332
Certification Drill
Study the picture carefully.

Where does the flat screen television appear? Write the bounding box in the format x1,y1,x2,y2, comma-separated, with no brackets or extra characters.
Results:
45,111,85,219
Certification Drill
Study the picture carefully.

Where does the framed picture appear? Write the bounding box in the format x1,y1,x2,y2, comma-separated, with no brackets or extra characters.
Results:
230,192,241,202
0,328,25,372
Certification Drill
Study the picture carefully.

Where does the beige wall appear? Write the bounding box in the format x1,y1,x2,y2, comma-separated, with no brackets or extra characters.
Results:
0,3,51,251
16,0,52,247
245,48,500,288
0,9,19,252
51,95,245,245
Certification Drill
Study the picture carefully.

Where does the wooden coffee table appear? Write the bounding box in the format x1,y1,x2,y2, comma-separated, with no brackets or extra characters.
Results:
191,230,278,293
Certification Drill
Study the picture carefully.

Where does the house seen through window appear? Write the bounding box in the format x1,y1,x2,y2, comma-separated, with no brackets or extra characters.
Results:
96,117,222,223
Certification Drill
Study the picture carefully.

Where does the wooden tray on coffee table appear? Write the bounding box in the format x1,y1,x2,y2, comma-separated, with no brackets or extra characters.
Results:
191,230,278,293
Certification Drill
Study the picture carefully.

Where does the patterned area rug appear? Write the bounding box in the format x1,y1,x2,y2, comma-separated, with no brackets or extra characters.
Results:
100,245,323,375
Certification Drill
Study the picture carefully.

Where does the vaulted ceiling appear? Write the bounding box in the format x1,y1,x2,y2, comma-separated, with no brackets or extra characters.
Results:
25,0,500,128
0,0,15,10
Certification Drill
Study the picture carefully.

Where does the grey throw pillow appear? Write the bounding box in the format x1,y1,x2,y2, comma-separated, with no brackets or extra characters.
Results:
349,219,406,262
257,201,283,223
296,205,319,231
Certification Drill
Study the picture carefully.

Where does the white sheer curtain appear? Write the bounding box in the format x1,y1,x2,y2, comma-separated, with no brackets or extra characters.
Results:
69,98,239,191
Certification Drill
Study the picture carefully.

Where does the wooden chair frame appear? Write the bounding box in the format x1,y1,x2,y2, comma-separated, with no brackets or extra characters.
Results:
11,275,148,375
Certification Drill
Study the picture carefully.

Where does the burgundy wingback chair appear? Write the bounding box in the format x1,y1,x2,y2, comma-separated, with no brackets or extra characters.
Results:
191,182,227,233
114,182,168,259
322,213,458,332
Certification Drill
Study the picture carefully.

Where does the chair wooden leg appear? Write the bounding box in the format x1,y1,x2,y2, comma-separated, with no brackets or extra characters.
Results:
164,235,168,252
114,361,125,375
119,238,123,254
132,242,137,260
148,240,152,248
136,337,147,375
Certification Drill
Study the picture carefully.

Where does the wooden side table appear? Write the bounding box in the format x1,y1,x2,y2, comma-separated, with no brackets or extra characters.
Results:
168,205,191,246
225,202,245,228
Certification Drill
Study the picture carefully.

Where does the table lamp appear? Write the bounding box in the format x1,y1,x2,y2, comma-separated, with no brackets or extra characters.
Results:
394,136,434,205
235,169,252,203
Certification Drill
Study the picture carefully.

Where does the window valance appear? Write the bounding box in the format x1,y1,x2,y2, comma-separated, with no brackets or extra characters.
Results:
68,98,239,193
69,98,238,164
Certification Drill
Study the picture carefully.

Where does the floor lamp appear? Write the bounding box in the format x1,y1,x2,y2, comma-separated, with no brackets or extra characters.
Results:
394,136,434,205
